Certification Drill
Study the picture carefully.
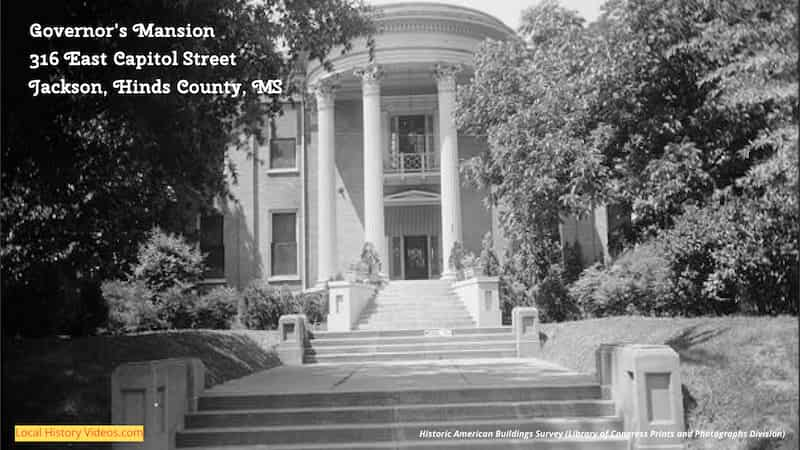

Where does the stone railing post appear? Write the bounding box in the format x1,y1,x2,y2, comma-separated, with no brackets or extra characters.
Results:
452,276,501,327
511,306,539,357
276,314,308,365
111,358,206,450
598,344,686,449
326,281,377,332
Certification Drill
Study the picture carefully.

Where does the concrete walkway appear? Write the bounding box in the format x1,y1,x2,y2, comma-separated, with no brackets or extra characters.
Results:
204,358,593,396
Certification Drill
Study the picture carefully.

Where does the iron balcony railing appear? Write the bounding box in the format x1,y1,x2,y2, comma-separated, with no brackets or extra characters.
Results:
386,151,439,174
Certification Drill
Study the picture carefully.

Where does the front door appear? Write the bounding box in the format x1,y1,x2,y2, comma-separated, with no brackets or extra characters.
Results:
403,236,429,280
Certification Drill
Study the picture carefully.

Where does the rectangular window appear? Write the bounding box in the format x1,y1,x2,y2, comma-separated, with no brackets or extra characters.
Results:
271,212,298,276
200,214,224,279
397,115,427,154
391,114,435,172
269,138,297,170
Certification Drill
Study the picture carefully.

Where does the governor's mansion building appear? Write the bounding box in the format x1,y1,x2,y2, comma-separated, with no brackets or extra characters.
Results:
199,2,614,290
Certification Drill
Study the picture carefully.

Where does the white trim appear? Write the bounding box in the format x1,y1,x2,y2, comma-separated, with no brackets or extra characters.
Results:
268,275,302,283
267,168,300,175
384,189,441,206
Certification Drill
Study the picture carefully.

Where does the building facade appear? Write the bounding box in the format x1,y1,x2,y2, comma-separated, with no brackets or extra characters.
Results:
203,2,611,290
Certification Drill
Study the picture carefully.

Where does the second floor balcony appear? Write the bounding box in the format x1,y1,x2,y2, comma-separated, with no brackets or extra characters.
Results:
384,115,440,183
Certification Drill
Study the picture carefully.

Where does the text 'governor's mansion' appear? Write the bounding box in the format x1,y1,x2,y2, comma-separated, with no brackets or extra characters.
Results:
201,2,615,290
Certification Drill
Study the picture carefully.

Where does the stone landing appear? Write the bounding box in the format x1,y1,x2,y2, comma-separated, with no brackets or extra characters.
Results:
176,359,627,449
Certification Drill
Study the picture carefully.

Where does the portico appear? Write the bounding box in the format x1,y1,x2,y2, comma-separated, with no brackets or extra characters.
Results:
307,2,513,285
311,63,467,284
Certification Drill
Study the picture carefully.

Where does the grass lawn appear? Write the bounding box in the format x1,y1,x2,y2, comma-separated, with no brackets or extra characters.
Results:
538,315,799,450
2,330,280,450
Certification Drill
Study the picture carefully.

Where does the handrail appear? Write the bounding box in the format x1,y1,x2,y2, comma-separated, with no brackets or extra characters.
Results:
385,151,439,174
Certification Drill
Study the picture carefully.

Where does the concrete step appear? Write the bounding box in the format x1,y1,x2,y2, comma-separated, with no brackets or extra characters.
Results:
356,315,475,324
179,440,629,450
360,304,466,311
355,319,475,326
354,324,477,332
185,400,616,428
198,385,603,410
175,417,624,447
309,333,514,347
311,327,512,340
374,295,457,300
306,348,514,363
305,340,516,355
359,307,471,314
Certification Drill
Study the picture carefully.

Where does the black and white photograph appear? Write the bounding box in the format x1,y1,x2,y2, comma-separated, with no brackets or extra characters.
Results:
1,0,798,449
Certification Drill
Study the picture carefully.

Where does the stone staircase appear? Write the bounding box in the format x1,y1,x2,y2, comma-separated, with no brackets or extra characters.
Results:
354,279,475,330
304,327,516,363
175,371,628,449
304,279,515,364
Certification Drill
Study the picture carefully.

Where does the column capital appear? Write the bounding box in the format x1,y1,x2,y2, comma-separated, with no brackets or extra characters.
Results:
433,63,462,93
354,64,384,96
309,75,338,110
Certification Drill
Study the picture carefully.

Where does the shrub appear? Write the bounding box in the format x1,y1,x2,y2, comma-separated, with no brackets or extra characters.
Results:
240,281,295,329
132,227,204,299
102,279,163,334
479,232,501,276
195,286,240,329
296,291,327,325
157,284,198,329
534,263,581,322
658,193,798,315
569,241,672,317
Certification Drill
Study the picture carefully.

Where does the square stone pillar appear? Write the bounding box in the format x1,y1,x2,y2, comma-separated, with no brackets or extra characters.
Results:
512,306,539,357
600,344,687,449
111,358,205,450
452,276,501,327
277,314,308,365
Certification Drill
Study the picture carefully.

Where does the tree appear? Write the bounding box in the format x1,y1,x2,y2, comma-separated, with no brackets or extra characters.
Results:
457,1,611,317
457,0,797,317
1,0,374,335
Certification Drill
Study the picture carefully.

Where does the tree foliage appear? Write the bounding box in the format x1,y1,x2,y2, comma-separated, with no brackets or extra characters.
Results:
458,0,797,317
2,0,374,335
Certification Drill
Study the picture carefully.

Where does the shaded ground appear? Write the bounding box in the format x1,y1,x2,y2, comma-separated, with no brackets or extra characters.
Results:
538,316,799,450
2,330,280,450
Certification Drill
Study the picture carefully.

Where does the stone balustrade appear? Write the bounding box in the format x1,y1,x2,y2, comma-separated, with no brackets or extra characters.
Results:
452,275,501,327
326,281,378,332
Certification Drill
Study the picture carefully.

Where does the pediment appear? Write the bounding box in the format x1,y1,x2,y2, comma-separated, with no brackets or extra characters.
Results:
384,189,440,205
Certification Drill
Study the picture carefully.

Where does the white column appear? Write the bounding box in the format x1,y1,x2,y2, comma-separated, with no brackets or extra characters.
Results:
435,63,463,280
312,78,337,285
354,64,387,273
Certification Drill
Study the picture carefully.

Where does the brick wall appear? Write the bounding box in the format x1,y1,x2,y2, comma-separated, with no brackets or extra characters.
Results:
224,104,304,290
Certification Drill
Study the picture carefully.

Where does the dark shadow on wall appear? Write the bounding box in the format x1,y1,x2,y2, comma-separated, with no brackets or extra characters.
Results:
335,100,365,229
221,201,263,289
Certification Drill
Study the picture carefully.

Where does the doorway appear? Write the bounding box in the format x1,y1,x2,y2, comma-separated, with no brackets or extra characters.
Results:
403,236,429,280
